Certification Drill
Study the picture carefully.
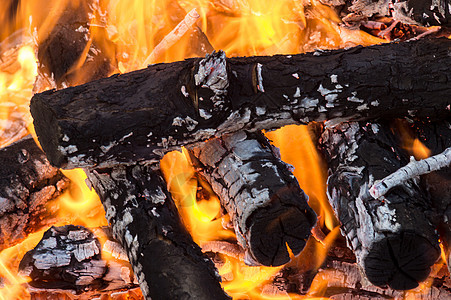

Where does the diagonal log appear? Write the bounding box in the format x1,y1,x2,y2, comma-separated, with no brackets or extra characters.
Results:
319,121,440,290
187,131,317,267
86,164,230,300
30,38,451,169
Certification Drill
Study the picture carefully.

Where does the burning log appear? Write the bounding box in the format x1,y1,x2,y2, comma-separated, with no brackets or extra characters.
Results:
18,225,139,296
319,121,440,290
86,164,230,300
30,38,451,169
0,136,69,251
187,131,317,266
412,120,451,275
33,0,116,90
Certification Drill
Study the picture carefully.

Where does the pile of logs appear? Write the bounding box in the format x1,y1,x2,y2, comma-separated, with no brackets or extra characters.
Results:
0,0,450,298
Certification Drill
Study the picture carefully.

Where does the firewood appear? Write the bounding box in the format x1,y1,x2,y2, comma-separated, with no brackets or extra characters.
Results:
0,136,69,251
412,120,451,276
187,131,317,266
33,0,116,90
30,38,451,169
319,121,440,290
86,164,230,300
19,225,139,296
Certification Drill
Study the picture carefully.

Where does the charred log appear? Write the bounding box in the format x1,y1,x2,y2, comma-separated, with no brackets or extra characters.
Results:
86,165,230,300
0,136,69,251
413,120,451,275
19,225,138,295
319,122,440,290
30,38,451,169
33,0,116,90
187,131,317,266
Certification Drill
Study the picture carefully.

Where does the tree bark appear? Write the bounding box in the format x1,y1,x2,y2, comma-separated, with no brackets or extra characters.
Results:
30,38,451,169
19,225,139,295
187,131,317,266
86,164,230,300
319,121,440,290
0,136,69,251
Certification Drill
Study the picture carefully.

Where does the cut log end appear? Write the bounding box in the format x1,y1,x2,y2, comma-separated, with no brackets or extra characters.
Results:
249,204,317,267
364,232,440,290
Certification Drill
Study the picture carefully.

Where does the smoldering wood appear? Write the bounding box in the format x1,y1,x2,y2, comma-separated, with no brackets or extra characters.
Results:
30,38,451,169
19,225,139,295
413,120,451,276
86,165,230,300
187,131,317,266
319,121,440,290
33,0,116,90
0,136,69,251
324,0,451,26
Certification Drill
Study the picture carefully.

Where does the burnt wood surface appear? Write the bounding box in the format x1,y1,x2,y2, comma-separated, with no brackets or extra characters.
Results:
19,225,139,295
30,38,451,169
187,131,317,266
319,121,440,290
86,165,230,300
413,120,451,275
0,136,69,251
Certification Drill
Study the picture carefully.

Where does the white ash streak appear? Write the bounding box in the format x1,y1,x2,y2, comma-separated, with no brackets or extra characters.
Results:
369,147,451,199
195,50,229,98
256,63,264,92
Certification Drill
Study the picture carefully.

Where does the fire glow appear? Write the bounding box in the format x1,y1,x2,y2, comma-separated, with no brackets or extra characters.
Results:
0,0,447,299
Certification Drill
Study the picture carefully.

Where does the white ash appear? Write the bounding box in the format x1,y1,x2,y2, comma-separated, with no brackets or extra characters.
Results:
119,132,133,142
33,251,72,269
73,240,100,262
347,92,364,103
199,109,212,119
68,230,90,241
370,147,451,199
100,141,117,153
292,73,299,79
194,50,229,98
151,186,166,204
371,100,380,106
330,74,338,83
357,103,369,111
293,87,301,98
256,63,265,92
62,134,70,142
171,116,198,131
256,107,266,116
58,144,78,155
181,85,189,97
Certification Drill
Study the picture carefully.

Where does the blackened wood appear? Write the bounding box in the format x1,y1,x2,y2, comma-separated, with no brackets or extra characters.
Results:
187,131,317,266
86,165,230,300
413,120,451,275
0,136,69,251
34,0,116,89
30,38,451,169
19,225,138,294
319,122,440,290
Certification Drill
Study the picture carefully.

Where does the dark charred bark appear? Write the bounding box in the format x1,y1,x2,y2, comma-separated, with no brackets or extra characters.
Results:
19,225,138,295
187,131,317,266
30,38,451,169
33,0,116,90
319,121,440,290
0,136,69,251
86,164,230,300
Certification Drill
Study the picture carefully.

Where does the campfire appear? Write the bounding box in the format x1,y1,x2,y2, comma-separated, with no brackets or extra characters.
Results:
0,0,450,299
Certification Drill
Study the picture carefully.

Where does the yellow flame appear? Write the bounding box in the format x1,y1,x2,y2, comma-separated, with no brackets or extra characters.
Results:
394,120,431,160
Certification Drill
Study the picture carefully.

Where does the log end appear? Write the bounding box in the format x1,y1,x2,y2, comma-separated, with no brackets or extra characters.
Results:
364,232,440,290
248,202,317,267
30,92,66,168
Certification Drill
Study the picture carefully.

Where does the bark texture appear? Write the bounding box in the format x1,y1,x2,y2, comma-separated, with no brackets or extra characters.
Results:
19,225,138,294
86,165,230,300
30,38,451,169
319,122,440,290
188,131,317,266
0,136,69,251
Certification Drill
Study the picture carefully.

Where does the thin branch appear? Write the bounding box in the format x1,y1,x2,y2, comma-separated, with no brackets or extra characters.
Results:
143,8,200,66
369,147,451,199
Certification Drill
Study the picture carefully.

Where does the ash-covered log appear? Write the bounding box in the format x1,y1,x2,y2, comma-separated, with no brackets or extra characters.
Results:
0,136,69,251
30,38,451,169
187,131,317,266
86,164,230,300
19,225,139,295
319,121,440,290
